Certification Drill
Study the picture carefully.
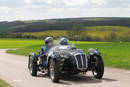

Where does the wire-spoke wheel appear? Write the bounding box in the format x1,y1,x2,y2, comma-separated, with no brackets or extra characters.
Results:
49,59,60,83
91,55,104,79
28,56,37,76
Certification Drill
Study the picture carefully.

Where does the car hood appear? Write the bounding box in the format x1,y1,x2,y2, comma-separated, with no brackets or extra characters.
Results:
47,45,86,57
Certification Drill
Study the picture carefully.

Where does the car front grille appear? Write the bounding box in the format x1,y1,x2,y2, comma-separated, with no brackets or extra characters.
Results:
74,53,88,70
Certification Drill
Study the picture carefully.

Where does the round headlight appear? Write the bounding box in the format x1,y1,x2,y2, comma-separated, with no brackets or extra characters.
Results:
88,48,95,55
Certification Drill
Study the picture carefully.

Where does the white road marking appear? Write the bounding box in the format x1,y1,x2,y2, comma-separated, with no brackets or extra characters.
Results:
9,80,22,83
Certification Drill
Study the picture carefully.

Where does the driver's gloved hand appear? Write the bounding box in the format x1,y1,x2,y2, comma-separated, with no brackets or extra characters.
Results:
40,54,47,65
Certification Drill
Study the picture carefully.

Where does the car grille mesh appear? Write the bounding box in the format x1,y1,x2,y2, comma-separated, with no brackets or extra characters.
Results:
76,55,82,68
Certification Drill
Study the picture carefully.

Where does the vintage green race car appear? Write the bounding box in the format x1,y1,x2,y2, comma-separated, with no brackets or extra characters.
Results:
28,43,104,83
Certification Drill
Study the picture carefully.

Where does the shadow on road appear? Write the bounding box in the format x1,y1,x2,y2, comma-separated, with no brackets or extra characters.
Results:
102,78,117,82
36,73,117,85
60,74,117,85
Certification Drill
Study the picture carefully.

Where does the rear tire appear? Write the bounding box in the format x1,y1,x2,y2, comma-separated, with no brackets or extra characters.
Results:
91,55,104,79
49,59,60,83
28,56,38,76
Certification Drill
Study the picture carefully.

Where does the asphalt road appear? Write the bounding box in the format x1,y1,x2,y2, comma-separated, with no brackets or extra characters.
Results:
0,49,130,87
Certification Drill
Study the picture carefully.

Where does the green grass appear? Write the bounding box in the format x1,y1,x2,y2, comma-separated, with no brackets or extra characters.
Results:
0,38,130,70
0,38,43,48
0,79,11,87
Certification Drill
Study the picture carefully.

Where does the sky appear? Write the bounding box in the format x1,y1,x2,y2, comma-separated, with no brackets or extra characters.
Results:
0,0,130,21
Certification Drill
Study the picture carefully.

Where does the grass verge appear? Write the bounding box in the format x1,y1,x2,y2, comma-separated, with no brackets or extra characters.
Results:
0,79,11,87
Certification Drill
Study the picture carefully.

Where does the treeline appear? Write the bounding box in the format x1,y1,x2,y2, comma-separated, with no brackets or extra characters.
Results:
13,17,130,32
66,25,130,42
1,25,130,42
0,32,22,38
1,17,130,33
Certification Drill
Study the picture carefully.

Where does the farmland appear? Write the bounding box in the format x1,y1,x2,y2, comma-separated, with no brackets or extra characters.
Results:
1,17,130,33
0,17,130,42
0,38,129,70
22,26,130,41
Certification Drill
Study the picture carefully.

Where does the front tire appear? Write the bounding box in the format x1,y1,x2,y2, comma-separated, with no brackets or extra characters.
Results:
49,59,60,83
28,56,38,76
91,55,104,79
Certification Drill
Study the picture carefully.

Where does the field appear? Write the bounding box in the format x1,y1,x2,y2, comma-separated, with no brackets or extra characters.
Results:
0,24,15,32
21,26,130,42
0,38,130,70
0,38,43,48
85,26,130,40
0,79,11,87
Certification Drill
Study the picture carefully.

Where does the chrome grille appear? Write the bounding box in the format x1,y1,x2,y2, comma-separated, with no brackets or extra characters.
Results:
76,55,82,68
74,53,88,70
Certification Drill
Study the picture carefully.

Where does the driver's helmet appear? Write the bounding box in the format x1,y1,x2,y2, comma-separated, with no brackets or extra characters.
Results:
45,37,54,44
60,38,69,45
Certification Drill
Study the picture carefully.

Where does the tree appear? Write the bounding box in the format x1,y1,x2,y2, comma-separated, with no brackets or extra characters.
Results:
105,32,117,42
110,32,117,41
67,24,85,40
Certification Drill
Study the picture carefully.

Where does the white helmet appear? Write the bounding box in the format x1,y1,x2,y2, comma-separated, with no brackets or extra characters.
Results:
60,38,68,45
45,37,53,44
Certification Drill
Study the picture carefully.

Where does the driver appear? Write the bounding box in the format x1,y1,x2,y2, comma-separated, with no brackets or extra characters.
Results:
60,37,69,45
40,37,54,65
